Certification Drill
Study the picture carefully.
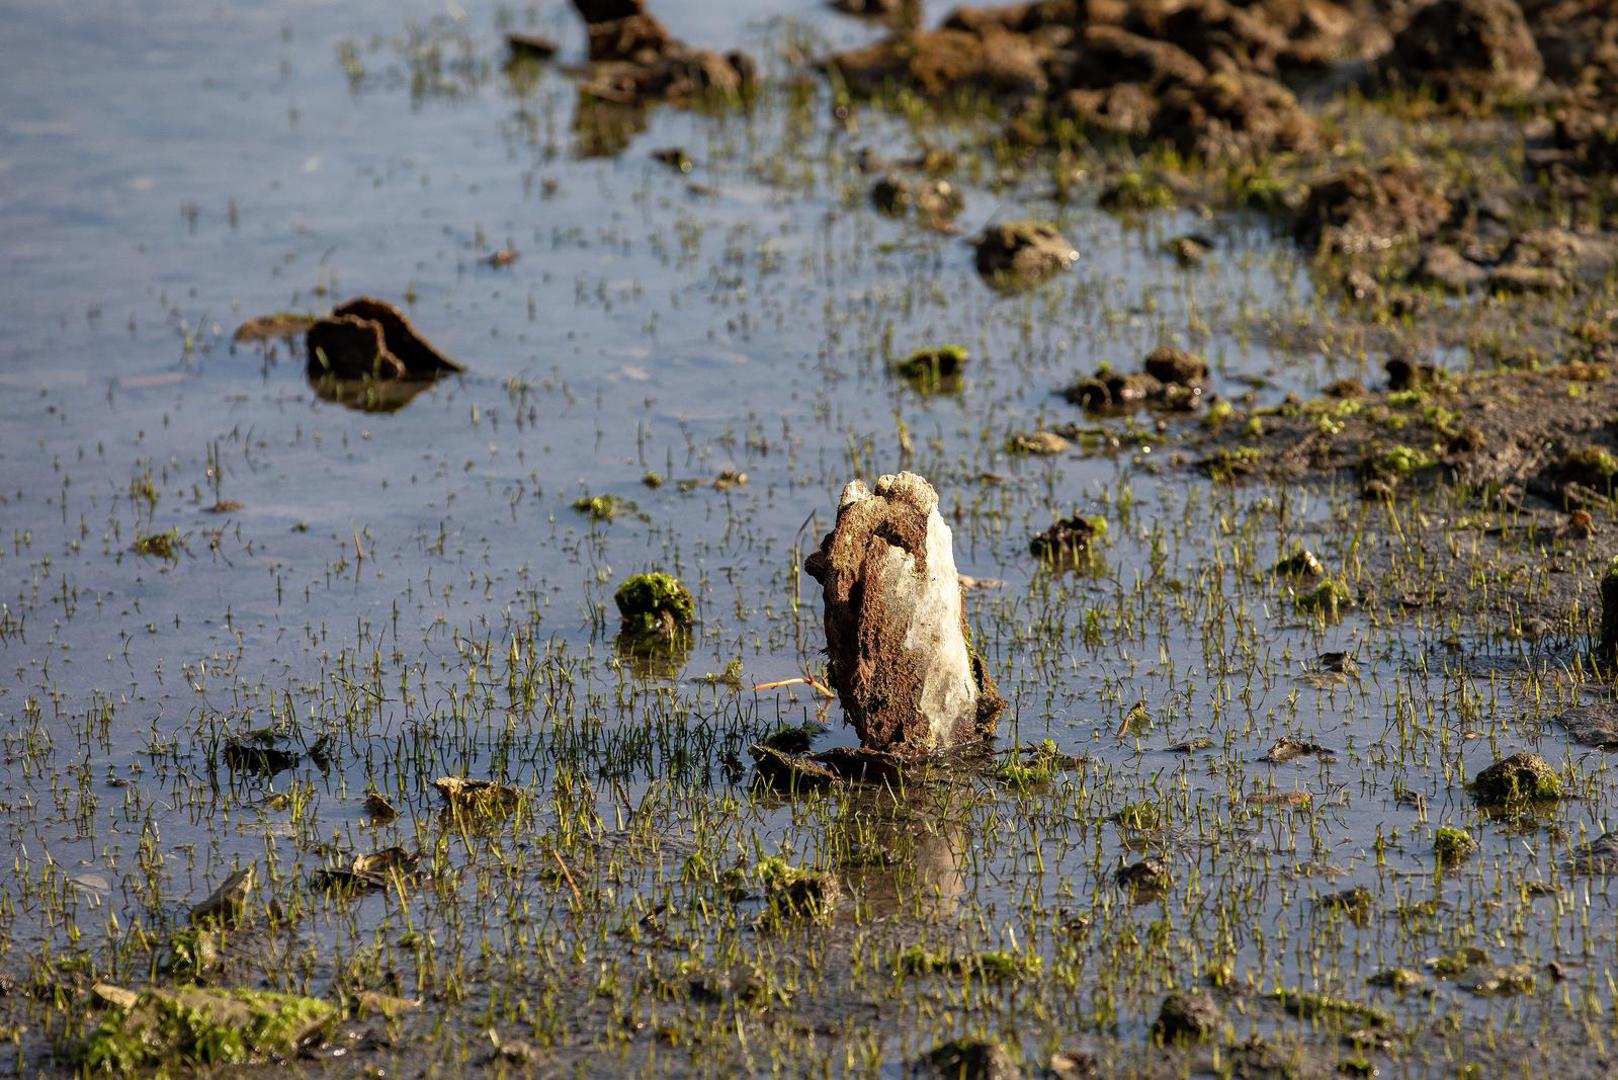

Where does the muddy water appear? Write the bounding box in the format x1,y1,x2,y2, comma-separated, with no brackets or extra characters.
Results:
1,2,1603,1077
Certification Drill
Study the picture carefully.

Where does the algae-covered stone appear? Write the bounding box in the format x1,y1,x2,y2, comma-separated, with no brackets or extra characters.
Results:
76,987,334,1072
1469,752,1561,807
1434,825,1478,864
1153,990,1220,1043
614,572,695,637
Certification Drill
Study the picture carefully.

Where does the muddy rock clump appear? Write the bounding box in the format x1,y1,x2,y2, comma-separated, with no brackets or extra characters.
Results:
1154,989,1221,1042
573,0,754,105
1374,0,1543,100
804,472,1005,757
974,220,1077,286
1295,164,1451,255
1470,751,1562,807
305,297,463,381
825,28,1050,99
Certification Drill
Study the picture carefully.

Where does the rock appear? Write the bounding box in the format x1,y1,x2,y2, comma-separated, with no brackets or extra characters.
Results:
1142,346,1208,387
1601,559,1618,668
1273,547,1325,578
188,866,255,927
974,220,1077,285
614,572,695,637
872,177,965,227
1469,751,1562,807
1385,355,1442,390
1376,0,1543,99
1413,244,1488,289
1116,855,1171,896
824,28,1049,99
1154,990,1220,1042
1007,430,1071,455
1265,736,1333,763
1063,370,1163,411
920,1036,1020,1079
1296,165,1450,254
803,473,1006,757
1567,831,1618,873
306,297,463,381
1152,69,1320,160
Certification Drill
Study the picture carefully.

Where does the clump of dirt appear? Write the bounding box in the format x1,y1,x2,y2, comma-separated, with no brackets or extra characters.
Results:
1029,513,1101,563
1373,0,1543,99
1470,751,1563,807
973,220,1077,285
825,27,1050,98
804,472,1006,757
571,0,754,105
871,175,965,229
1063,348,1206,413
1295,164,1451,255
1154,990,1221,1043
305,297,463,381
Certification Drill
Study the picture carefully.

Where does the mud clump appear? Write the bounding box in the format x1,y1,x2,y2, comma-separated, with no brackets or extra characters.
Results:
1143,346,1208,388
1296,165,1451,255
1470,751,1562,807
1029,514,1101,563
919,1036,1021,1080
825,28,1050,99
1154,990,1221,1042
1601,559,1618,668
804,472,1005,757
974,220,1077,286
871,176,964,228
1374,0,1543,100
305,297,463,382
573,0,754,105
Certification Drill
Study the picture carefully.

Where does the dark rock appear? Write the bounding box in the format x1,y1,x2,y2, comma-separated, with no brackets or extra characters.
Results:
1029,514,1099,562
1470,751,1562,806
1142,346,1208,387
974,220,1077,284
920,1036,1020,1080
1296,165,1450,254
1153,990,1220,1042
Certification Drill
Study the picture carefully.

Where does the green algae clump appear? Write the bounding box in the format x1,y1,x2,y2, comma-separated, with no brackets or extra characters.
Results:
1434,825,1478,864
614,573,695,638
77,987,335,1072
1469,751,1562,808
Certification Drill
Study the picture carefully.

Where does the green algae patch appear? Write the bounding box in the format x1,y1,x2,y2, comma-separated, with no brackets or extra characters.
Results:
753,856,839,925
572,494,623,521
1295,576,1351,618
1434,825,1478,864
1272,988,1390,1029
1469,752,1562,808
76,987,334,1072
1368,443,1437,476
614,573,695,637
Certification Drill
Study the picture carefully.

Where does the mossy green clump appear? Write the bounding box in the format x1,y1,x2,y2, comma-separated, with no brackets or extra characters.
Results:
1434,825,1478,864
1367,967,1424,991
896,944,1040,982
994,739,1078,789
1111,800,1162,831
1204,445,1263,482
1429,945,1489,978
1271,988,1390,1029
1099,171,1176,212
1564,445,1618,481
754,856,839,924
77,988,335,1072
613,573,694,637
1295,576,1351,617
133,529,181,559
1202,399,1237,428
1371,444,1436,476
895,345,968,390
1469,752,1562,808
572,494,622,521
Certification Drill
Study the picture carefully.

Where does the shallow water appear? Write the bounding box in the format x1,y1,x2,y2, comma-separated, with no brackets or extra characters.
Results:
2,1,1611,1076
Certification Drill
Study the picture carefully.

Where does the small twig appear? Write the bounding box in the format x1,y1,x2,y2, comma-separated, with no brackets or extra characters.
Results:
550,848,581,904
352,528,366,562
752,675,834,698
